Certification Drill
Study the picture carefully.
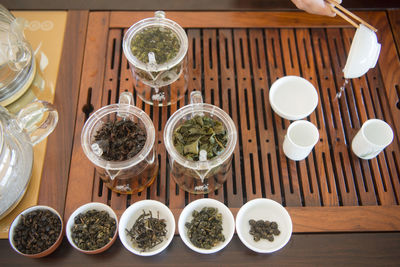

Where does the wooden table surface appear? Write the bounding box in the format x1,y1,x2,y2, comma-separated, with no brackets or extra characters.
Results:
1,6,400,266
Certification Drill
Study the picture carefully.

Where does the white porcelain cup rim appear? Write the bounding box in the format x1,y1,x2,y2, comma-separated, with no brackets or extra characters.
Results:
359,119,393,147
286,120,319,149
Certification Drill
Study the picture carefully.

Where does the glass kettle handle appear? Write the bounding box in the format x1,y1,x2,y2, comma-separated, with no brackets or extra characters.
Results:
16,100,58,146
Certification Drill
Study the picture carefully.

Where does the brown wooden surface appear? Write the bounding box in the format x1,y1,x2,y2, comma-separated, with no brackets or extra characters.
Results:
38,10,89,216
1,233,400,266
57,11,400,233
2,9,400,266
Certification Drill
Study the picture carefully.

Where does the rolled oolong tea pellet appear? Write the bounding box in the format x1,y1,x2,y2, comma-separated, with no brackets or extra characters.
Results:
71,210,116,251
248,219,280,242
185,207,225,249
13,209,62,254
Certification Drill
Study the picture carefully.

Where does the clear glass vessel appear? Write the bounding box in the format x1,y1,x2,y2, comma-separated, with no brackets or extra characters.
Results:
122,11,188,106
163,91,237,194
81,92,158,194
0,101,58,219
0,4,36,107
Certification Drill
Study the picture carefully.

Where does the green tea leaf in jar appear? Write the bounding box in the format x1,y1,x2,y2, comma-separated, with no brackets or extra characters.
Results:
173,115,228,161
130,26,180,65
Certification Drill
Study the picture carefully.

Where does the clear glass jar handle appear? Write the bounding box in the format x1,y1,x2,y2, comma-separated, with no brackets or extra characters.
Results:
16,100,58,146
117,91,134,118
190,91,203,104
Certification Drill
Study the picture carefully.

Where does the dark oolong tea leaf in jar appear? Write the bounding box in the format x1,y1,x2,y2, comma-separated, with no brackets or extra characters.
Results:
125,210,167,252
13,209,62,254
71,210,116,251
173,115,228,161
185,207,225,249
94,119,146,161
248,219,280,242
131,26,180,65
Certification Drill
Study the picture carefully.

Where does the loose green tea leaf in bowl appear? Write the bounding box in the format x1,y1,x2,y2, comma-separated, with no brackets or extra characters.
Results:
13,209,62,255
94,119,146,161
71,210,116,251
248,219,280,242
185,207,225,249
173,115,228,161
125,210,167,252
131,26,180,65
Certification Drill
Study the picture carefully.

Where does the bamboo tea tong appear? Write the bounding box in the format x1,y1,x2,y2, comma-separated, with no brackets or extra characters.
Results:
326,0,377,32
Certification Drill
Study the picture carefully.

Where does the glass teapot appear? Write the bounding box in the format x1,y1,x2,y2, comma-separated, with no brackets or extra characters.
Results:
164,91,237,194
0,101,58,219
122,11,188,106
0,4,35,107
81,92,158,194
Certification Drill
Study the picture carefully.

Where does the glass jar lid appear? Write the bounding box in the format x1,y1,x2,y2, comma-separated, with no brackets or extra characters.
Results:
81,94,156,171
122,11,188,72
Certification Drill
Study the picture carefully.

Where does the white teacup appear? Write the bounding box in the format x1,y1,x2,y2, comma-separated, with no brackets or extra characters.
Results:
351,119,393,160
343,24,381,79
283,120,319,161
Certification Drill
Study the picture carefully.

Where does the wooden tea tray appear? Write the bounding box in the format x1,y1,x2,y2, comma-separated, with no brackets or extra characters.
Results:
38,11,400,233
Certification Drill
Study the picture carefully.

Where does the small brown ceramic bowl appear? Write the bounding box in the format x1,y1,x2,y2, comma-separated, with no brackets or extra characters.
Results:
66,202,118,254
9,205,64,258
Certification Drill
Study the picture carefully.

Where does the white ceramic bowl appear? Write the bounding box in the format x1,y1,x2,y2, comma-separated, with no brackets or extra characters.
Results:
66,202,118,254
178,198,235,254
343,24,381,79
269,76,318,120
9,205,64,258
236,198,292,253
119,200,175,256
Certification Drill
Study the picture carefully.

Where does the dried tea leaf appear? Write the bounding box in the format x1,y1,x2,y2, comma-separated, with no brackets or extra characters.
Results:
173,115,227,161
93,119,146,161
185,207,225,249
248,219,281,242
130,27,180,65
125,210,167,252
13,209,61,254
71,210,116,251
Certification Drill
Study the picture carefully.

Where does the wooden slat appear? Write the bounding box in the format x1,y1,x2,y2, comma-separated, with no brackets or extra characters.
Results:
233,29,263,202
168,205,400,233
64,12,110,220
248,29,283,204
38,10,89,216
288,206,400,232
109,11,354,29
371,12,400,144
218,29,244,208
294,28,322,207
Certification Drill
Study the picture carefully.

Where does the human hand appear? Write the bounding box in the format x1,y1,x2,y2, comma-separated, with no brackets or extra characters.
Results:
290,0,342,17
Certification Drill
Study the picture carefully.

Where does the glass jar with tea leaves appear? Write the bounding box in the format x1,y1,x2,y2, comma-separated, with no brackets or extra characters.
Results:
81,92,158,194
122,11,188,106
164,91,237,194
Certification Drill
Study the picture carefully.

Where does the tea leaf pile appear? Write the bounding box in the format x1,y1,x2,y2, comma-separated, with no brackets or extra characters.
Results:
131,26,180,65
71,210,116,251
125,210,167,252
173,115,227,161
94,119,146,161
13,209,61,254
248,219,280,242
185,207,225,249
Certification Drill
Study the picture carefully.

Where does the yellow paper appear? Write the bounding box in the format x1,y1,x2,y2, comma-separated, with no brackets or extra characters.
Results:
0,11,67,238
